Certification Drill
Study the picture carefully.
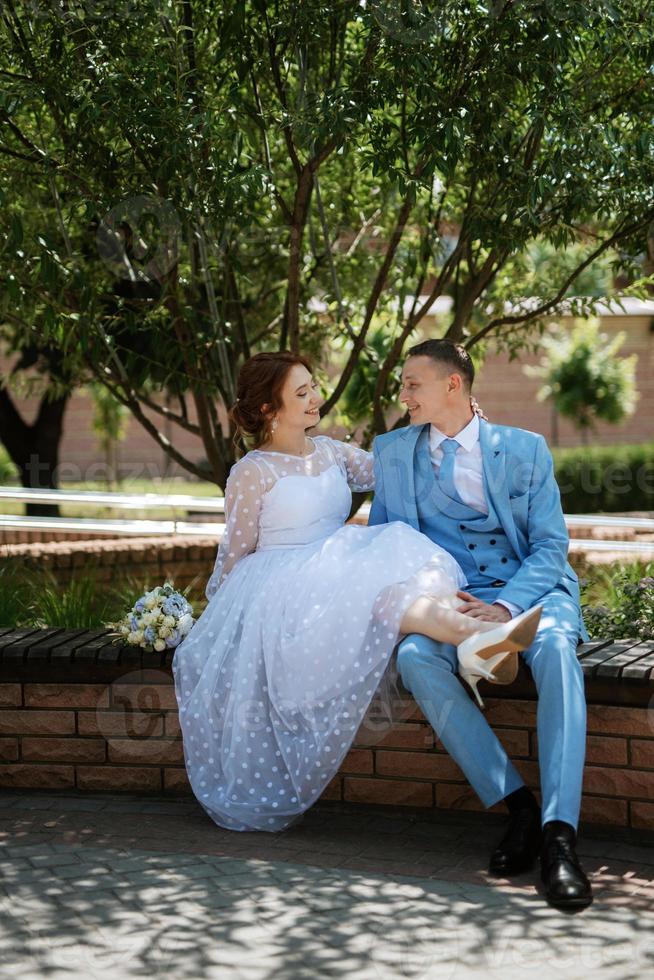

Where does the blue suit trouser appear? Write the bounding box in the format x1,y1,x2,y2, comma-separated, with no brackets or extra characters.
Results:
396,588,587,828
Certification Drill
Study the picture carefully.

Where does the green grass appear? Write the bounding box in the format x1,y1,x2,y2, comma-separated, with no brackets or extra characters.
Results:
0,561,209,629
0,563,32,628
28,569,119,629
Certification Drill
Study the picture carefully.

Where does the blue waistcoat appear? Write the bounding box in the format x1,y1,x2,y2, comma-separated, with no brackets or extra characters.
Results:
414,429,521,590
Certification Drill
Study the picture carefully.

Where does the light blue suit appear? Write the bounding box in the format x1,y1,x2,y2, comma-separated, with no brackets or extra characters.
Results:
369,420,588,828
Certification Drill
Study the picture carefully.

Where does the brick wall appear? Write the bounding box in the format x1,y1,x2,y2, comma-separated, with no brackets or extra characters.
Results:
0,531,618,595
1,631,653,830
468,314,654,448
0,678,184,795
0,529,125,546
0,535,219,591
326,699,654,830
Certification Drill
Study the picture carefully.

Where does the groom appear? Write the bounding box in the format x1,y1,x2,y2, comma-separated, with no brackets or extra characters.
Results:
369,339,592,909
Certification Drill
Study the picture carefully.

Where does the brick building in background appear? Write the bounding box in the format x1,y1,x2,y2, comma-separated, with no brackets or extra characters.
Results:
2,297,653,485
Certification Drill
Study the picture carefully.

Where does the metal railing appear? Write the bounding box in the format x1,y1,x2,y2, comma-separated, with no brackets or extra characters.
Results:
1,486,653,550
0,486,224,537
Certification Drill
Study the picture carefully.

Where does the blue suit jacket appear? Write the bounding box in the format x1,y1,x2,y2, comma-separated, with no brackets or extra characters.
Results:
369,420,588,641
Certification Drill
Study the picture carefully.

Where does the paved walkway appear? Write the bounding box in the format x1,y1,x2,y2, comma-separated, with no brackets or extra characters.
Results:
1,791,653,979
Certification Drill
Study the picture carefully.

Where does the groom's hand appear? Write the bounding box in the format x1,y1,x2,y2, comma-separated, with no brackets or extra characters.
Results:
456,591,511,622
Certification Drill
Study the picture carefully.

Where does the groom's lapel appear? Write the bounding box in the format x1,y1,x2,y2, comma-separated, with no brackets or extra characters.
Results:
479,421,520,554
392,423,425,528
479,420,507,509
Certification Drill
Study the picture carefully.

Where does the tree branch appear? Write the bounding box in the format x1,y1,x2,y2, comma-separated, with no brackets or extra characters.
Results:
447,246,509,341
135,391,202,436
89,362,211,482
264,10,302,175
249,69,292,222
464,214,654,349
320,186,419,416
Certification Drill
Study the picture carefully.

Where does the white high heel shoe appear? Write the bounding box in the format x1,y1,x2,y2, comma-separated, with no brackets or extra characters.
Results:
456,605,543,709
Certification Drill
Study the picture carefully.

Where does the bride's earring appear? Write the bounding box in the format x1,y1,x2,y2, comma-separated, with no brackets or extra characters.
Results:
271,417,278,432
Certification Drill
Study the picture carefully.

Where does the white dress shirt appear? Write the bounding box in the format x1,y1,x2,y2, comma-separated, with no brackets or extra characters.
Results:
428,415,521,618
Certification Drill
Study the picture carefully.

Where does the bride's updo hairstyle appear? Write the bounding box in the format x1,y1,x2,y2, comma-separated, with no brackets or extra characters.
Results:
229,351,314,452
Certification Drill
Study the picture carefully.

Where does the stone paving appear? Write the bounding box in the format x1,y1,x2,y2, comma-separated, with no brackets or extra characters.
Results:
1,791,653,979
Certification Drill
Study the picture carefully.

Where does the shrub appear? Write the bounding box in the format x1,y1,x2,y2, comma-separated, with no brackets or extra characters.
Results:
527,317,638,439
0,563,31,627
580,562,654,641
553,442,654,513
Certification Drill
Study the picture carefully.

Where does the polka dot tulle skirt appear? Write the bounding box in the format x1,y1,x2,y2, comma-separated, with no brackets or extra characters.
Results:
172,445,465,832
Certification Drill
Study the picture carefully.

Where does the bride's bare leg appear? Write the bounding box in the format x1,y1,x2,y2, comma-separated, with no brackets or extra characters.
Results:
400,593,497,646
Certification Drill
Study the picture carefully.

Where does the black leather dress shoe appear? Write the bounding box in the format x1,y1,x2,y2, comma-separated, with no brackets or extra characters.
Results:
540,821,593,909
488,806,542,877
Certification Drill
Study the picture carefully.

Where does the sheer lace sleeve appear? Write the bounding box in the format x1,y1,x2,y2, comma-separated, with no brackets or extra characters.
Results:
205,458,266,599
324,437,375,492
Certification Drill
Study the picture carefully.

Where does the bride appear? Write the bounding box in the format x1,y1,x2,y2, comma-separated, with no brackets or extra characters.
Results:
172,351,541,832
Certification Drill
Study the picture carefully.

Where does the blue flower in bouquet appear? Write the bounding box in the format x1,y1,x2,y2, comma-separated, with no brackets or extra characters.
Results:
134,599,146,613
143,626,156,644
162,594,188,618
165,629,180,648
130,615,138,630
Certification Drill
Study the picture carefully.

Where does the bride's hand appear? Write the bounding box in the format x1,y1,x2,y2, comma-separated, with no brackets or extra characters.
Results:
470,395,488,421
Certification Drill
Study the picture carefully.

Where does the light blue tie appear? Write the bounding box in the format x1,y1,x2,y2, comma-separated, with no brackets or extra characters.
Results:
438,438,464,503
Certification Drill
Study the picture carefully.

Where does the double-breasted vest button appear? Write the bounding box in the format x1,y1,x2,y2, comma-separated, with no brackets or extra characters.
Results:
480,565,487,572
501,557,508,564
490,539,496,545
468,543,475,549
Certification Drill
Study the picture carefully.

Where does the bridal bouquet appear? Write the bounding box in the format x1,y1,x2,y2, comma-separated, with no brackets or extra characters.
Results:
107,583,195,652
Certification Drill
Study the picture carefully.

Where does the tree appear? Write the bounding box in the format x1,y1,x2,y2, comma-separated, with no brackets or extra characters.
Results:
526,317,638,443
1,0,653,487
0,343,72,515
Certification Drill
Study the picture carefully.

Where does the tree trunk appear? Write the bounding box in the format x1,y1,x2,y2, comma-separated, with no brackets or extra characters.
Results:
0,388,70,517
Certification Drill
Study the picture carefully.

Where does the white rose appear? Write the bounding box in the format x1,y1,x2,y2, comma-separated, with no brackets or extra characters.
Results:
159,626,172,638
154,638,166,652
177,613,194,636
127,631,140,644
134,630,145,644
145,595,157,610
163,615,176,628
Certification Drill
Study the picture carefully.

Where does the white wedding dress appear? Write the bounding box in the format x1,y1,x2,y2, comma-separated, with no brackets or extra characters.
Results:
172,435,465,832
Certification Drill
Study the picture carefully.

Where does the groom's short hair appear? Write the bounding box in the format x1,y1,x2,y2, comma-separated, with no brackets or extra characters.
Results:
405,339,475,391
